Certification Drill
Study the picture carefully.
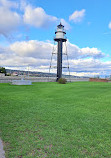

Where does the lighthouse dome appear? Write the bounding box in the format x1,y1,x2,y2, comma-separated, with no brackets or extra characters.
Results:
54,23,67,41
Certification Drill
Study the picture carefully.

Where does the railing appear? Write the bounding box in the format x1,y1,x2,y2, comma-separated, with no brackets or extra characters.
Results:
54,36,67,40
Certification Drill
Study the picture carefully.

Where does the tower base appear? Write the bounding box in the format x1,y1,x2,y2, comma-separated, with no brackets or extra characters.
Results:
12,80,32,85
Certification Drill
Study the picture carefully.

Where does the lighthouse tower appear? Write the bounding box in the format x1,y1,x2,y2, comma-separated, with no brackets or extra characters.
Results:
54,23,67,81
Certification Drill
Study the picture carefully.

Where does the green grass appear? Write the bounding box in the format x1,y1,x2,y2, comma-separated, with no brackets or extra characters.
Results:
0,82,111,158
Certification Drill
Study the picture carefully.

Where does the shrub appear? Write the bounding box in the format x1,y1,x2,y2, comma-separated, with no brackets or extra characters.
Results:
6,73,11,76
58,78,67,84
0,67,6,75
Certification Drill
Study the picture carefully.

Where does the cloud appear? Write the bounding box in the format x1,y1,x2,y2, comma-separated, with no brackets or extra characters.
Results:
0,0,18,9
68,58,104,71
0,0,21,36
69,9,85,23
0,54,50,68
0,1,110,77
9,40,104,60
10,40,53,58
63,58,111,77
60,19,71,30
0,39,108,77
67,72,100,77
66,41,104,59
0,7,21,34
23,5,58,28
23,3,70,30
0,0,70,39
108,22,111,29
0,0,59,38
80,47,104,58
20,0,28,11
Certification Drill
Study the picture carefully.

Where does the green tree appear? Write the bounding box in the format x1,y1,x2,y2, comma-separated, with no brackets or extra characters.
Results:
0,67,6,75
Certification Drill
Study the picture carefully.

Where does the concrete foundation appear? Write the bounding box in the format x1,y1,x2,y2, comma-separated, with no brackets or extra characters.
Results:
0,139,5,158
12,80,32,85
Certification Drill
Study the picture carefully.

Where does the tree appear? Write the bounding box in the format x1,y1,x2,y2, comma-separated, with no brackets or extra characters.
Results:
0,67,6,75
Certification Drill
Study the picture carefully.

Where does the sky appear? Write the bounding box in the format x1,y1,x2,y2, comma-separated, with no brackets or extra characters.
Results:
0,0,111,77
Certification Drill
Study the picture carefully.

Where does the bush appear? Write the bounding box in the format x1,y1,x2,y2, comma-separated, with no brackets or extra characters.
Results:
6,73,11,76
0,67,6,75
58,78,67,84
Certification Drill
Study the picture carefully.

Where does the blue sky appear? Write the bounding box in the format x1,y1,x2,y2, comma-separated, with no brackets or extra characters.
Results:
0,0,111,77
32,0,111,54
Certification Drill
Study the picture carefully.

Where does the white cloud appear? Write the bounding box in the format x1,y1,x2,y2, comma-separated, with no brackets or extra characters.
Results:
20,0,28,11
69,9,85,23
0,7,21,35
23,4,70,30
60,19,71,30
10,40,53,58
0,0,21,36
81,47,104,58
10,40,104,60
66,41,104,59
23,5,58,28
65,71,100,77
0,0,70,38
0,55,50,67
108,22,111,29
0,0,18,9
63,58,111,77
0,39,109,77
69,58,103,71
0,1,110,77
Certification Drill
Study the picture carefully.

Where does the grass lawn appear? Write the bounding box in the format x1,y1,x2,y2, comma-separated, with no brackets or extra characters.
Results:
0,82,111,158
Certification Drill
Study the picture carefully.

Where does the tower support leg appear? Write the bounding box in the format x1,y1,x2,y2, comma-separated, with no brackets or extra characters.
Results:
57,40,62,81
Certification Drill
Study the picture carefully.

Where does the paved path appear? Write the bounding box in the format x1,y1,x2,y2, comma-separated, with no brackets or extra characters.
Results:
0,139,5,158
